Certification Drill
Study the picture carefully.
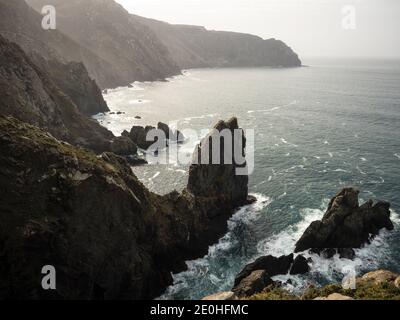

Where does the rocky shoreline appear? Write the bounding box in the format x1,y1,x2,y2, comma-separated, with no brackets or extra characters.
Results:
0,115,252,299
203,187,396,300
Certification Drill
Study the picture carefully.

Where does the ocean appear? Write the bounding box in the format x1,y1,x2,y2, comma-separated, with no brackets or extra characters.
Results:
94,58,400,299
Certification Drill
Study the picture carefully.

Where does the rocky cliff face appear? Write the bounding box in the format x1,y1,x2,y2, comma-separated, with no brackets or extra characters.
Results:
0,35,112,152
27,0,181,87
0,0,110,117
0,115,250,299
0,0,122,89
31,54,109,116
134,17,302,69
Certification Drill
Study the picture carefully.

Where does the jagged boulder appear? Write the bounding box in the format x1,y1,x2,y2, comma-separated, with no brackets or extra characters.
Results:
234,254,293,287
157,122,172,140
157,122,186,142
295,187,393,253
124,125,158,150
289,255,310,275
232,270,272,297
125,124,184,150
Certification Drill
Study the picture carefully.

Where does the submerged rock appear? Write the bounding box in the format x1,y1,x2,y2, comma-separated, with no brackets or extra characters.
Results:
294,187,393,254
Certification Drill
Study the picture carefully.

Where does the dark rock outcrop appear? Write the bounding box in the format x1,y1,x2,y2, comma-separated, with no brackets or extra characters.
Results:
157,122,172,140
124,126,157,150
289,255,310,275
232,270,272,297
110,136,138,156
0,115,250,299
338,248,356,260
157,122,186,142
34,57,109,116
234,254,294,287
188,117,249,207
294,187,394,253
0,35,113,153
124,122,185,150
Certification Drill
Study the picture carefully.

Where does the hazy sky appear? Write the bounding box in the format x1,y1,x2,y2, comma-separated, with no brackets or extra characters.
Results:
116,0,400,59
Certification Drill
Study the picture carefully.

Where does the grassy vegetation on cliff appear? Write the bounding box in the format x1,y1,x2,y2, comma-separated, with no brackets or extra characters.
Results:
303,281,400,300
245,286,299,300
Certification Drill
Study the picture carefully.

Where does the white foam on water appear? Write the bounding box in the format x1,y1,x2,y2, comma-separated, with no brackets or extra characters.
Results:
333,168,350,173
370,177,385,184
149,172,160,180
128,99,150,105
181,113,218,122
285,165,305,172
394,153,400,160
158,193,272,300
280,138,299,148
356,166,367,175
256,204,327,257
247,101,298,114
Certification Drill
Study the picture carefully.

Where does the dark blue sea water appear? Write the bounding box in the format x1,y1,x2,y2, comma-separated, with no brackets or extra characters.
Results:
95,58,400,299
